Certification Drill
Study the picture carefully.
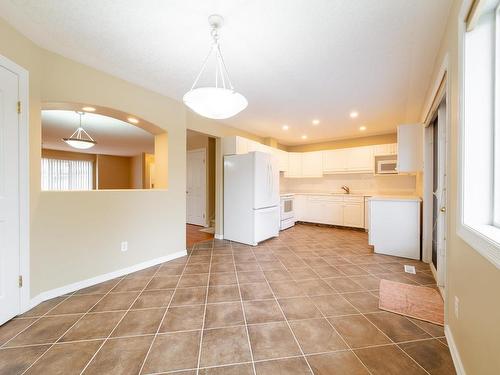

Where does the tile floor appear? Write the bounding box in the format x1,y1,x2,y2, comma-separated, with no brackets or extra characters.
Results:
0,224,456,374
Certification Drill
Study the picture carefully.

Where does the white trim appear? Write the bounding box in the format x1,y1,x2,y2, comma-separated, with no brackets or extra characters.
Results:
214,233,224,240
0,54,30,314
421,54,449,125
27,250,187,311
187,148,208,227
457,0,500,269
445,325,467,375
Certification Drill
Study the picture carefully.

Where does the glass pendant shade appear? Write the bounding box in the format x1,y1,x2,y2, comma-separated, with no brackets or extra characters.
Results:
183,87,248,120
183,15,247,120
62,112,96,150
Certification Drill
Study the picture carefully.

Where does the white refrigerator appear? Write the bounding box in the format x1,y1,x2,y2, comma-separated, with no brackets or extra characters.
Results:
224,151,280,246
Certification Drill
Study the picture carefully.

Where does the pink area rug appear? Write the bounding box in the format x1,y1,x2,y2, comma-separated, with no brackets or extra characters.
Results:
379,279,444,326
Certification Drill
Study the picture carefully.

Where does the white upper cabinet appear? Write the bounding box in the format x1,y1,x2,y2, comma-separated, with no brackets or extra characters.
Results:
276,149,289,172
397,124,423,172
323,149,348,172
346,146,374,172
301,151,323,177
373,143,397,156
284,152,303,177
323,146,373,173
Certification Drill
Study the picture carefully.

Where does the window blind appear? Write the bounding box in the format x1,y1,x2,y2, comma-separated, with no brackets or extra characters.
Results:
41,158,93,191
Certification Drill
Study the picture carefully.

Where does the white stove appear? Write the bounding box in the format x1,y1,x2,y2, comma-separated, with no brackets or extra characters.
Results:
280,194,295,230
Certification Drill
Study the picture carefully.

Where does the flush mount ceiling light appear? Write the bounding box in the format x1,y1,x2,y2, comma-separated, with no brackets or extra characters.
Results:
359,125,367,131
282,125,289,130
301,135,308,140
81,106,96,112
312,119,320,125
127,117,139,124
350,111,359,118
62,111,96,150
183,14,248,120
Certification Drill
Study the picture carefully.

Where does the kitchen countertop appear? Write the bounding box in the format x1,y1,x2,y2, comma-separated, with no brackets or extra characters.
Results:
280,192,419,199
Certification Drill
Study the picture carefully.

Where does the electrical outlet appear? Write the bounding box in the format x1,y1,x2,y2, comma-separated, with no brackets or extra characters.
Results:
454,296,459,319
121,241,128,252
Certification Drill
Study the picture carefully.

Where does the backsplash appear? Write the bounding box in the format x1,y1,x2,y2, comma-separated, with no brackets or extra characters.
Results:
280,173,417,195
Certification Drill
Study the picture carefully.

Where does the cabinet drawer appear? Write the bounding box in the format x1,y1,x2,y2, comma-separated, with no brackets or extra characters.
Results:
343,196,364,203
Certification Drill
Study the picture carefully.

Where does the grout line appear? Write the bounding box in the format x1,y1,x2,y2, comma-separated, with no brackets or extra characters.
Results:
19,275,128,374
232,242,257,375
136,248,195,375
193,239,214,375
77,264,169,375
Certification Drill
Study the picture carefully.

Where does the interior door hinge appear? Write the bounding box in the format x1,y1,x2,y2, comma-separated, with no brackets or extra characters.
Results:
18,275,23,288
17,101,21,114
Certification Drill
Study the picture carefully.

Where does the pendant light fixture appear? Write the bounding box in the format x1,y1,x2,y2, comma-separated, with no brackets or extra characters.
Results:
183,14,248,120
62,111,96,150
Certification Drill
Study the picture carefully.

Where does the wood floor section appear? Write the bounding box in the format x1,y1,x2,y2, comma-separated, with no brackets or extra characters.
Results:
186,224,214,248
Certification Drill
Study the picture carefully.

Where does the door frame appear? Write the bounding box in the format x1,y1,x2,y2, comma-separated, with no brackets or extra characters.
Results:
0,54,30,314
422,56,449,295
186,148,207,227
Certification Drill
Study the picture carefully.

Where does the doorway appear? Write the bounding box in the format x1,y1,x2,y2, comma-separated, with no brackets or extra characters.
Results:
425,97,448,291
0,57,29,325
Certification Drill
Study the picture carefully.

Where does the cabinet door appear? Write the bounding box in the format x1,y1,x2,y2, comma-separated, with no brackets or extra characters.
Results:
323,149,348,172
284,153,302,177
294,195,307,221
347,146,373,172
301,152,323,177
373,144,391,156
397,124,423,172
343,203,365,228
325,200,344,225
277,150,289,172
364,198,370,230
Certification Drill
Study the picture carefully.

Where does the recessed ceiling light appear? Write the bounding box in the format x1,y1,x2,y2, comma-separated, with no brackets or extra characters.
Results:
350,111,359,118
359,125,367,131
282,125,289,130
82,106,96,112
312,119,320,125
127,117,139,124
301,135,308,140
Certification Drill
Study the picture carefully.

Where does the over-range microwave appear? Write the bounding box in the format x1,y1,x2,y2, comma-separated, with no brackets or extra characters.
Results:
376,159,398,174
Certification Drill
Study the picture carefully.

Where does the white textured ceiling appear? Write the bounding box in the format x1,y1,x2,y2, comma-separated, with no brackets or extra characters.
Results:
2,0,451,145
42,110,154,156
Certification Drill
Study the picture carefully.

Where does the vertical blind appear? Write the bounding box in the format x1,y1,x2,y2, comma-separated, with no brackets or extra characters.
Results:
41,158,93,191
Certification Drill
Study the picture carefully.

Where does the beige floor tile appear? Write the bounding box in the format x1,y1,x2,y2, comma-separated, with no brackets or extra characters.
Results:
205,302,245,329
61,311,125,342
207,285,240,303
25,340,102,375
306,351,369,375
142,331,200,373
83,335,153,375
178,273,209,288
399,339,456,375
278,297,323,320
160,305,205,332
354,344,428,375
111,277,151,293
111,308,165,337
47,294,104,315
237,271,267,284
269,280,307,298
90,292,140,312
289,318,347,354
243,300,285,324
6,315,82,346
342,292,380,313
239,282,274,300
132,289,174,309
200,326,252,367
255,357,312,375
145,276,180,290
199,363,253,374
209,272,237,286
310,294,358,317
328,315,391,348
364,312,430,342
0,345,50,374
0,318,37,346
171,287,207,306
248,322,301,361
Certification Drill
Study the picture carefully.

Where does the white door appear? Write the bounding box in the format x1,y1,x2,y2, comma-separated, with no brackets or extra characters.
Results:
0,65,21,325
186,149,207,226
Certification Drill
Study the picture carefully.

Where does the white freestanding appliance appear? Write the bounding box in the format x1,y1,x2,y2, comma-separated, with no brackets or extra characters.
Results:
224,151,280,246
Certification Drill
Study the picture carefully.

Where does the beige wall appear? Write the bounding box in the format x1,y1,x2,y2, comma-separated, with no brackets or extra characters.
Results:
0,16,264,297
285,133,397,152
423,1,500,373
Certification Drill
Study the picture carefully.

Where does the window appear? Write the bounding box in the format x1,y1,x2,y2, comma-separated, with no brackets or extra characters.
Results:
41,158,93,191
459,0,500,267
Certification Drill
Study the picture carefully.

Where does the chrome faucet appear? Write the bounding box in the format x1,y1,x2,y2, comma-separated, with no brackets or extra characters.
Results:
341,185,350,194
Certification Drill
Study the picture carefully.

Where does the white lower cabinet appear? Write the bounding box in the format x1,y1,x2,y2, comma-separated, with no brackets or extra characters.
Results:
294,194,365,228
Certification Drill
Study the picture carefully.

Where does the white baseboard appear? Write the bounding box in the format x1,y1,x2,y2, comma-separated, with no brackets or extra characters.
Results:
28,250,187,311
445,324,466,375
214,233,224,240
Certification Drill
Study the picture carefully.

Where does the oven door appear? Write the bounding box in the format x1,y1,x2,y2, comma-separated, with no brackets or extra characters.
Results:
280,197,294,220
